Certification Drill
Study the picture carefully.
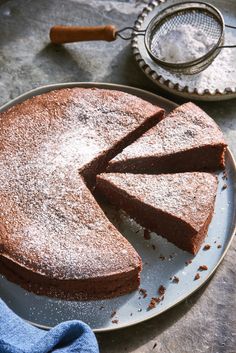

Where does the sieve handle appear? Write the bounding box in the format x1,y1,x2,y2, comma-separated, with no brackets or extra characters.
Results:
218,24,236,49
50,25,117,44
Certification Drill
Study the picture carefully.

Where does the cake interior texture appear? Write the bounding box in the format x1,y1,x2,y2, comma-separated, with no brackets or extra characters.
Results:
96,172,218,255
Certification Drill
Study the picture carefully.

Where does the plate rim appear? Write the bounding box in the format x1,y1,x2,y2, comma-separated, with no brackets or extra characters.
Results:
0,82,178,113
0,82,235,333
131,0,236,101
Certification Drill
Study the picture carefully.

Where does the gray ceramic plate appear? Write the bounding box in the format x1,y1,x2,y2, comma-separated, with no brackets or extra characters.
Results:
132,0,236,101
0,83,235,332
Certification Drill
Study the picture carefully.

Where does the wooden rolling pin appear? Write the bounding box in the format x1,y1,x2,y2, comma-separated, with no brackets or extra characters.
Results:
50,25,117,44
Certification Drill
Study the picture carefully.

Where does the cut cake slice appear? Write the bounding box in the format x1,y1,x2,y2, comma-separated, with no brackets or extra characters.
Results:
96,172,218,254
107,102,227,174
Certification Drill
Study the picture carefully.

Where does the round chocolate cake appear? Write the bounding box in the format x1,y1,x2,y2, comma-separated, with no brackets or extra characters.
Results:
0,87,226,300
0,87,164,300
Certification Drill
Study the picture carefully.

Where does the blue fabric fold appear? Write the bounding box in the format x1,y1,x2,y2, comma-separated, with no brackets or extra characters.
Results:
0,299,99,353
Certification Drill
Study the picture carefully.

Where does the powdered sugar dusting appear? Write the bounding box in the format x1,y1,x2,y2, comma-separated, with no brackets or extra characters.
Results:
154,31,236,94
1,88,160,280
99,172,218,231
111,102,225,162
154,24,215,63
1,151,139,279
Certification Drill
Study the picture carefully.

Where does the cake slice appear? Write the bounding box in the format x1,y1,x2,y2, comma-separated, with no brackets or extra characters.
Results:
107,102,227,174
96,172,218,254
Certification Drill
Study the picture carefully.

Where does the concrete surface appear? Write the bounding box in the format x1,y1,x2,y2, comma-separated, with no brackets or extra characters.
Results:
0,0,235,352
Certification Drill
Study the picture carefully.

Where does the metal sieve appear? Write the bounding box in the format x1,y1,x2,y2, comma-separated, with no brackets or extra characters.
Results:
50,1,236,75
142,1,236,74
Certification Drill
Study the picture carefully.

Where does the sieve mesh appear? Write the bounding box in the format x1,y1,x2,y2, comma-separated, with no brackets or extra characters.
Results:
149,8,222,64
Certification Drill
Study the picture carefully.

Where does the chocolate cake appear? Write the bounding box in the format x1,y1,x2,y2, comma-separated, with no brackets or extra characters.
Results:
0,177,141,300
0,87,164,300
96,172,218,254
107,102,227,174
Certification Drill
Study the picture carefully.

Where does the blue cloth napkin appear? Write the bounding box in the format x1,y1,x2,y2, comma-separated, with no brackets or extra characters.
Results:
0,299,99,353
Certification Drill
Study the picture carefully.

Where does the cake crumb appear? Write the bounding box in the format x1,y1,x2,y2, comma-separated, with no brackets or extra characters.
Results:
185,259,192,266
112,319,118,324
198,265,208,271
139,288,147,298
194,273,200,280
111,310,116,318
148,297,161,310
222,184,227,190
159,255,166,261
138,308,142,312
153,343,157,349
203,244,211,251
217,244,222,249
172,276,179,283
158,285,166,296
222,171,228,180
148,298,157,310
144,229,151,240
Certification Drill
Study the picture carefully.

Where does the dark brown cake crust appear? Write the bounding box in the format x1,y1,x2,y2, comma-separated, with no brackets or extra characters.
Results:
96,172,218,255
0,87,164,300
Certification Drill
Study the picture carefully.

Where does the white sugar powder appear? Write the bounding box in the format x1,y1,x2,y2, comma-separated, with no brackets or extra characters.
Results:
154,24,215,63
153,31,236,93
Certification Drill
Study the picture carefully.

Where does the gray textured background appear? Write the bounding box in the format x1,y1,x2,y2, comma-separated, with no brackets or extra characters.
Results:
0,0,235,352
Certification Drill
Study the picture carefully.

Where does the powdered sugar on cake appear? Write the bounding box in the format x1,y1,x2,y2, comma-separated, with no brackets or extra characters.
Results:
1,88,163,281
100,172,217,231
112,102,225,162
